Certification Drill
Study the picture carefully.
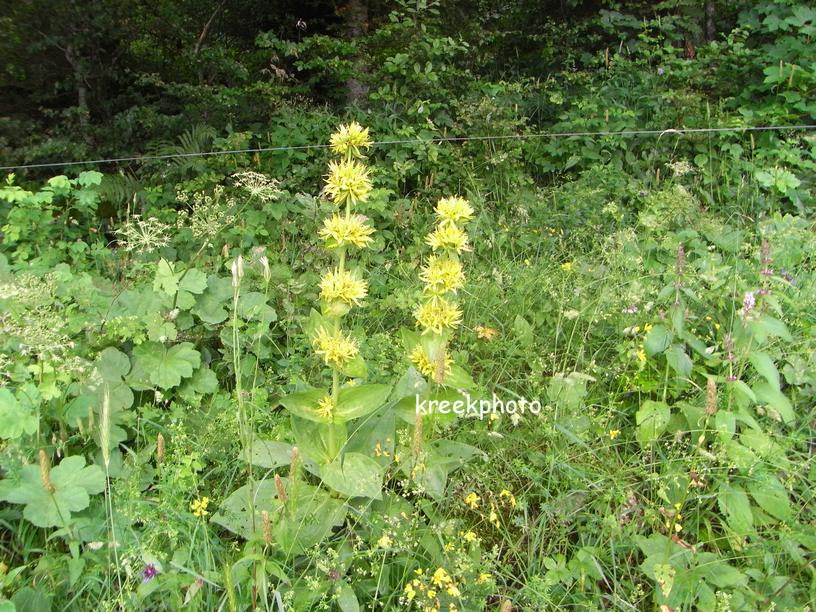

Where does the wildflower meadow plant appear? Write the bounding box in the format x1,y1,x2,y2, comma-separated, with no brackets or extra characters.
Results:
208,124,492,610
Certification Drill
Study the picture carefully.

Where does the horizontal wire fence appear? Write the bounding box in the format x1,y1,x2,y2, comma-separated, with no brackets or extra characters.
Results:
1,124,815,171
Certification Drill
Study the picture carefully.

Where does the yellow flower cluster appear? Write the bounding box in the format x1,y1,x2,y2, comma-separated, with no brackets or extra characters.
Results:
313,327,359,367
426,223,470,253
414,297,463,335
435,196,474,225
319,268,368,306
323,159,372,207
329,121,372,158
317,395,335,419
319,213,375,249
402,567,462,611
420,256,464,295
409,345,453,381
191,496,210,517
415,197,473,347
311,123,375,404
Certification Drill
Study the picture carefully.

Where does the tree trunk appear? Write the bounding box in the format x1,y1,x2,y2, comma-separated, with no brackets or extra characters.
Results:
341,0,369,106
705,0,716,42
64,44,91,134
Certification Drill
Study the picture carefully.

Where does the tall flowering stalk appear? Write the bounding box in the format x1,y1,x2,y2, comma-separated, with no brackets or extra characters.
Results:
315,122,374,455
411,196,474,385
408,196,473,472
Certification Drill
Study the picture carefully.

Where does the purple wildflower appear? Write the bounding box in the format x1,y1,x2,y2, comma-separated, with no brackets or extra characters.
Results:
743,291,756,312
142,563,158,583
657,67,665,76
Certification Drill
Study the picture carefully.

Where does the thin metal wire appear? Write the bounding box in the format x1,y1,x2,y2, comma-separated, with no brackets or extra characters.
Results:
2,124,815,171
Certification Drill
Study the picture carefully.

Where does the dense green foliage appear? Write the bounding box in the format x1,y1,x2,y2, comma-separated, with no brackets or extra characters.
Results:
1,1,815,610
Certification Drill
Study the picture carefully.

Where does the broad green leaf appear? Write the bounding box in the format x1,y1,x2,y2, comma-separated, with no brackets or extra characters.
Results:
1,455,105,528
291,416,343,465
96,347,130,381
714,410,736,443
0,388,38,439
665,344,693,379
752,382,795,424
192,276,233,324
694,553,746,588
211,479,346,554
391,367,428,402
76,170,103,187
129,342,200,390
513,314,534,345
337,584,360,612
244,439,294,469
178,367,218,402
178,268,208,294
279,389,328,423
636,400,670,446
339,354,367,379
237,292,276,323
717,483,753,536
444,364,476,389
644,325,672,356
749,352,780,390
346,406,395,466
748,472,792,522
153,259,179,296
320,452,384,499
334,384,392,422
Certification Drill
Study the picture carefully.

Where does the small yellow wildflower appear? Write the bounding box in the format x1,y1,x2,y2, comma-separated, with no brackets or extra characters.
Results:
414,297,462,334
323,159,372,206
319,268,368,306
191,497,209,517
609,429,621,440
476,572,492,584
313,327,359,367
420,255,464,294
474,325,500,340
499,489,517,508
637,348,646,363
432,567,452,587
329,122,372,158
426,223,470,253
464,492,480,509
318,213,375,249
317,395,335,419
427,589,437,598
643,323,653,333
409,345,452,382
561,261,573,272
403,582,416,602
435,196,474,225
489,502,500,528
462,531,478,543
377,534,393,548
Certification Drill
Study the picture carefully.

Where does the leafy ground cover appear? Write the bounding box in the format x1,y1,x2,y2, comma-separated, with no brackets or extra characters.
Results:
1,1,816,610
